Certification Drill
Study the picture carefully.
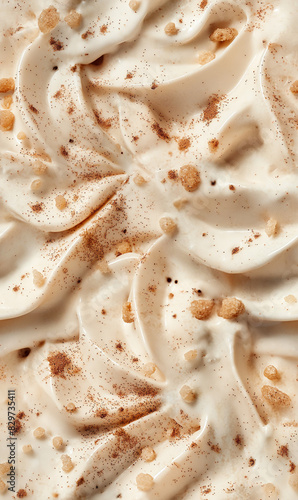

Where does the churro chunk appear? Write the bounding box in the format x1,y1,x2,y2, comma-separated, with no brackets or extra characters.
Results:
261,385,291,407
264,365,280,381
0,463,10,475
33,427,45,439
136,473,154,492
0,480,6,493
129,0,141,12
184,349,198,361
290,81,298,94
55,195,67,211
32,269,45,288
122,301,134,323
53,436,64,450
0,110,14,131
180,385,197,403
164,22,179,36
38,6,59,33
210,27,238,42
65,10,82,29
22,444,33,454
159,217,177,234
141,447,156,462
0,78,15,93
190,299,214,320
61,454,74,472
197,51,215,65
2,95,13,109
218,297,245,319
179,165,201,192
265,218,279,237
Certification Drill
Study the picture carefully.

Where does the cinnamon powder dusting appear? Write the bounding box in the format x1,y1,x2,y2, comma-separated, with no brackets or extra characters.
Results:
47,352,71,378
203,95,224,122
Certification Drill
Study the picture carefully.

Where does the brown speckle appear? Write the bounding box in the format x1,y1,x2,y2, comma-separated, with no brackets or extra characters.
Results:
152,122,170,141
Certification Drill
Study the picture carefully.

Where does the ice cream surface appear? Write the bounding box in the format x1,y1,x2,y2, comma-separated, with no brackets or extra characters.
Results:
0,0,298,498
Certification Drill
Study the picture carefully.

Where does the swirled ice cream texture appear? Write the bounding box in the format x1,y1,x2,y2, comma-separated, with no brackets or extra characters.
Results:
0,0,298,498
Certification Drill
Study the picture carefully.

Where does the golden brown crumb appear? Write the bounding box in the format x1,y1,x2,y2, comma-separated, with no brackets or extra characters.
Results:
133,174,147,186
265,218,279,237
141,447,156,462
0,480,7,494
262,385,291,407
218,297,245,319
32,269,45,288
52,436,64,450
61,454,74,473
208,138,219,152
142,362,157,377
179,385,197,403
210,27,238,43
38,6,60,34
33,427,45,439
261,483,279,499
179,165,201,192
290,81,298,94
173,198,188,210
164,22,179,36
17,131,27,140
190,299,214,320
2,95,13,109
65,402,76,412
159,217,177,234
264,365,280,381
197,51,215,65
55,195,67,211
285,294,297,304
184,349,198,361
116,241,132,256
0,110,14,131
289,470,298,491
32,160,47,175
64,10,82,29
30,179,42,192
0,463,10,476
129,0,141,12
122,301,134,323
22,444,33,454
0,78,15,93
136,473,154,492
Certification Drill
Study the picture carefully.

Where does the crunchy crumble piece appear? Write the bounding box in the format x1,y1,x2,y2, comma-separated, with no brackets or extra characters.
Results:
33,427,45,439
0,110,14,131
290,81,298,94
197,51,215,65
190,299,214,320
129,0,141,12
264,365,280,381
122,301,134,323
136,473,154,492
285,294,297,304
64,10,82,29
32,269,45,288
0,78,15,93
38,6,60,34
30,179,42,192
55,195,67,211
133,174,147,186
142,362,157,377
262,385,291,407
0,480,7,494
159,217,177,234
2,95,13,109
61,454,74,473
218,297,245,319
289,470,298,491
22,444,33,454
184,349,198,361
265,218,279,237
65,402,76,412
179,165,201,192
17,490,27,498
52,436,64,450
208,138,219,152
173,198,188,210
164,22,179,36
0,463,10,475
210,27,238,43
179,385,197,403
17,131,27,140
32,160,47,175
115,240,132,256
141,447,156,462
